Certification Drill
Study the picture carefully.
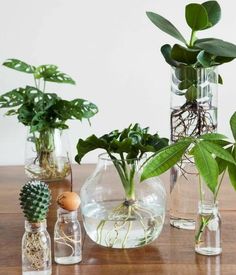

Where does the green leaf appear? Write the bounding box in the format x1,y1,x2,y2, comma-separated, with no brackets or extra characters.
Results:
3,59,35,73
70,99,98,119
218,74,223,85
230,112,236,141
216,157,227,175
141,140,192,181
185,85,197,102
199,140,236,165
34,65,76,84
171,44,199,64
0,87,25,108
197,51,214,67
193,143,219,193
202,1,221,29
178,80,193,90
185,4,209,31
228,162,236,191
175,65,197,81
195,38,236,58
75,135,108,164
200,133,228,141
161,44,181,67
146,12,186,44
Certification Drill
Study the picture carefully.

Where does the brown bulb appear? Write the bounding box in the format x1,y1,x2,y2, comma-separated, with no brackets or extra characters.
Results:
57,191,81,211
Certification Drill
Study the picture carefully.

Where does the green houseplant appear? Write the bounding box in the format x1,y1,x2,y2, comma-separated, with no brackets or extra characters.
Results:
75,124,168,248
146,0,236,228
20,180,52,273
0,59,98,181
141,112,236,255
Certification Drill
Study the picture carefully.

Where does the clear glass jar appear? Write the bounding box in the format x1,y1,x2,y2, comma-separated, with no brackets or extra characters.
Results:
80,153,166,249
195,201,221,256
25,129,71,182
22,220,51,275
170,161,198,230
54,208,82,264
170,66,218,229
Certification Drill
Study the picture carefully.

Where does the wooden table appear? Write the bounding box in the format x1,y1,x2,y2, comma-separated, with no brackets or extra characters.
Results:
0,165,236,275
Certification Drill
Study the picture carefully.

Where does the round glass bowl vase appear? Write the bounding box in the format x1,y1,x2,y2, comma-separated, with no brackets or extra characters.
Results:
80,153,166,249
25,129,71,182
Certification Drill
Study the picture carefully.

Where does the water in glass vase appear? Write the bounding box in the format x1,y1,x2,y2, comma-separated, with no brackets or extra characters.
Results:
83,200,165,249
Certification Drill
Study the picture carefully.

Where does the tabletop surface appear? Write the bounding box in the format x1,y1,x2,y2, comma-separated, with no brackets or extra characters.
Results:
0,165,236,275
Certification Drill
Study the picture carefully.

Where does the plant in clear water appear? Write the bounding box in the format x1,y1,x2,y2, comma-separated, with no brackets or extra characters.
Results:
147,1,236,141
75,123,168,248
0,59,98,180
141,112,236,250
19,180,51,271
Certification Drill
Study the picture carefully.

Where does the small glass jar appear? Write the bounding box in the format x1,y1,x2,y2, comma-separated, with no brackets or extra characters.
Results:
22,220,51,275
195,201,222,256
54,208,82,264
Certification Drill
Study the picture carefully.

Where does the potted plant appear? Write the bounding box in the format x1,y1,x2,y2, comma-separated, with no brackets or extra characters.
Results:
0,59,98,181
20,180,52,274
146,0,236,228
141,112,236,255
75,123,168,248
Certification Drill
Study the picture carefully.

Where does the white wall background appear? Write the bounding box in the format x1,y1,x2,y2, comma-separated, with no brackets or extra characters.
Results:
0,0,235,165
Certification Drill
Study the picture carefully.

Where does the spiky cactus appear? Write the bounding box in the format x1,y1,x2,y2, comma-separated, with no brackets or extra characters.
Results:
19,180,51,222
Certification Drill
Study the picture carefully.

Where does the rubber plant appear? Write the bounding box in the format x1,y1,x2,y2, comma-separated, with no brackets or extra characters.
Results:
146,1,236,141
0,59,98,180
141,112,236,249
75,123,168,247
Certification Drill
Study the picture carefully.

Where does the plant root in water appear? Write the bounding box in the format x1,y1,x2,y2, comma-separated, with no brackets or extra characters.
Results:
171,103,216,142
24,232,50,270
96,200,160,248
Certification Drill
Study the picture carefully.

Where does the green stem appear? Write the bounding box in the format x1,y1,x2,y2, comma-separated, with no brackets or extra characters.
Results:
214,170,226,203
199,175,203,205
189,30,196,48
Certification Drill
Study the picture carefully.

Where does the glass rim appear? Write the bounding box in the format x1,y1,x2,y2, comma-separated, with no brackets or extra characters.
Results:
171,65,217,70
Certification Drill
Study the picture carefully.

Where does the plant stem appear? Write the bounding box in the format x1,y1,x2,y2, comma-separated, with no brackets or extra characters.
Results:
189,30,196,48
214,170,226,203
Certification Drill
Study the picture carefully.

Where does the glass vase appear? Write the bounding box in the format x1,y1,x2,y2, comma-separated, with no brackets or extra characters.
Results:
80,153,166,249
195,201,221,256
170,65,218,230
54,208,82,264
25,129,71,182
22,220,51,275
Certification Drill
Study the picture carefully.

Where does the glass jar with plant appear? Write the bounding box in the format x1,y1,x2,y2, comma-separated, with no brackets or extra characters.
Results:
20,180,52,274
141,112,236,255
75,124,168,248
146,0,236,229
0,59,98,181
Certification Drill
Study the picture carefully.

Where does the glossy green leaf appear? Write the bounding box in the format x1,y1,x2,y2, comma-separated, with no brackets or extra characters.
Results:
216,157,228,175
228,162,236,191
185,4,209,31
0,87,25,108
185,85,197,102
171,44,199,64
200,133,228,141
3,59,35,74
195,38,236,58
34,65,76,84
230,112,236,141
146,12,186,44
141,140,192,181
178,80,193,90
197,51,215,67
175,65,197,81
161,44,180,67
193,143,219,193
202,1,221,29
199,140,236,164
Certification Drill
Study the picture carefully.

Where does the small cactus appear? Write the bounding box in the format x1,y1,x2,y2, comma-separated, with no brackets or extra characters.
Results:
19,180,51,223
